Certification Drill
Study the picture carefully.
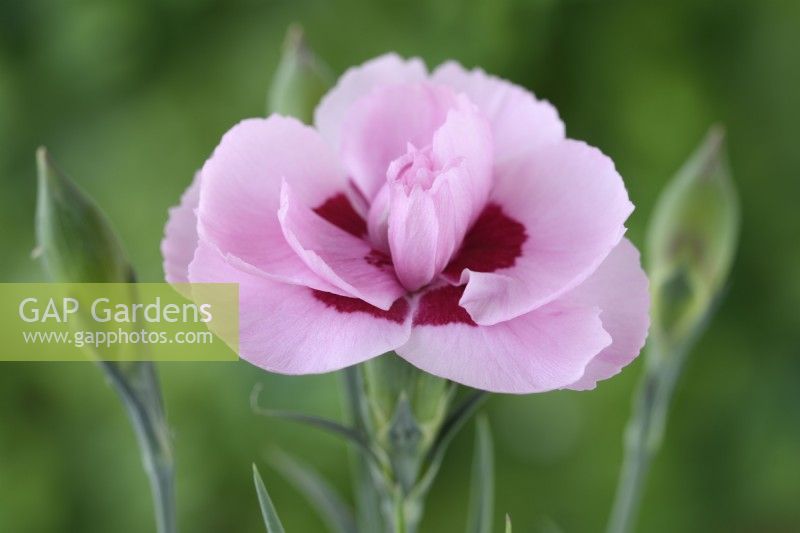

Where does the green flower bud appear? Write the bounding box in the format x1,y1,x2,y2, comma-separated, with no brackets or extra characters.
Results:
36,147,134,283
363,354,453,491
267,24,333,124
35,149,174,533
646,127,739,344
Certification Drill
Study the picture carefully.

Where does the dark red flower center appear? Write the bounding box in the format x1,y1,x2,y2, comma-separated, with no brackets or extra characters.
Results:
312,290,409,324
313,193,367,238
413,285,477,326
310,193,527,324
444,203,527,279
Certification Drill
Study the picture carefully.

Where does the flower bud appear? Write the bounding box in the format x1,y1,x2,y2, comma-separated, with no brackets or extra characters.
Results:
363,353,453,490
267,24,332,123
35,147,134,283
646,127,739,344
35,150,174,533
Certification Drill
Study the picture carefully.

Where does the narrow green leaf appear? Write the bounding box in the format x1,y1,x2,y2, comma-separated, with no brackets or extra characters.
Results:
466,415,494,533
253,464,286,533
343,366,372,434
250,383,382,465
269,449,357,533
257,407,366,448
428,390,487,463
505,514,512,533
412,390,488,499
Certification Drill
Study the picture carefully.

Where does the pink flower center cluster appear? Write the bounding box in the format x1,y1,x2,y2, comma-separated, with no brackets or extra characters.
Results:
388,145,437,193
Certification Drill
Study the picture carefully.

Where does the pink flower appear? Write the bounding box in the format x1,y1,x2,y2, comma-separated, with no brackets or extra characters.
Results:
162,55,649,393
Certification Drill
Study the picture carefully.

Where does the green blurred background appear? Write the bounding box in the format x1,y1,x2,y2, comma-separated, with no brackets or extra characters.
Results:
1,0,798,531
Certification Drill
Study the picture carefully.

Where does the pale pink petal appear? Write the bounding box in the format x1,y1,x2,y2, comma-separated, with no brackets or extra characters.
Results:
278,181,405,310
430,95,494,227
189,239,411,374
387,182,440,291
314,54,427,152
198,116,353,294
386,100,494,291
454,140,633,325
161,172,201,283
557,238,650,390
340,82,456,200
432,61,565,164
366,183,391,253
396,285,611,393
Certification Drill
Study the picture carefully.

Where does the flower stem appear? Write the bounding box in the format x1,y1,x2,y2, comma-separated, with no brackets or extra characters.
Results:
341,366,386,532
101,361,176,533
607,339,689,533
394,492,407,533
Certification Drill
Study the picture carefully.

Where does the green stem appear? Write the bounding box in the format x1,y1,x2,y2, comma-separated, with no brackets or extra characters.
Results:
606,376,656,533
342,366,385,533
607,340,688,533
386,489,419,533
394,492,406,533
101,361,176,533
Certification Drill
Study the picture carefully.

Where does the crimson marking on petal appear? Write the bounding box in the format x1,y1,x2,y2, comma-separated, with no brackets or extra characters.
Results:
313,290,408,324
444,203,527,279
313,193,367,238
365,249,393,269
413,285,477,327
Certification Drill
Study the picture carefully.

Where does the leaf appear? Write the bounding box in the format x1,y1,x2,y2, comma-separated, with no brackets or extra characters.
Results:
411,390,488,499
342,366,371,434
253,463,286,533
269,449,357,533
466,415,494,533
505,514,512,533
429,390,488,462
250,383,384,466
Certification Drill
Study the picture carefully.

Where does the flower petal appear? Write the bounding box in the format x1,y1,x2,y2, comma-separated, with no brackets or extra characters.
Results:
314,53,427,153
387,182,440,290
161,172,201,283
558,238,650,390
456,140,634,325
432,61,565,164
339,82,457,200
430,95,494,227
189,239,411,374
278,181,405,310
198,116,352,294
396,285,611,393
386,99,494,291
